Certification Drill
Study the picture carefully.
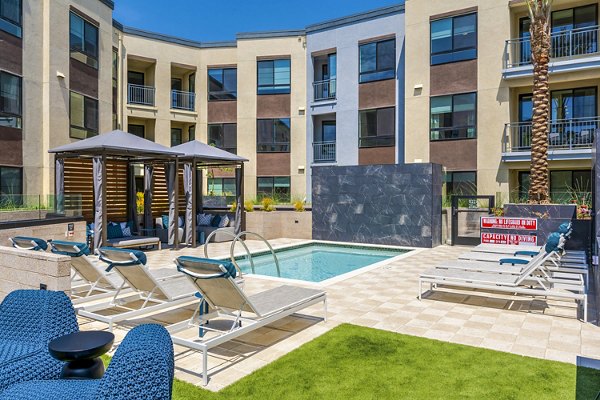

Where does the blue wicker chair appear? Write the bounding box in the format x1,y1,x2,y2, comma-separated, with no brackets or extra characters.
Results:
0,290,79,392
0,324,175,400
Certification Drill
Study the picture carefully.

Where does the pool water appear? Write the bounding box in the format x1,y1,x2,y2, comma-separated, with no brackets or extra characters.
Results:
234,243,408,282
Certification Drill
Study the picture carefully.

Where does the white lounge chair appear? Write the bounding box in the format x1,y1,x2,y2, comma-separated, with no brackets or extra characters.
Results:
167,256,327,385
419,242,588,321
77,247,197,331
9,236,48,251
49,240,128,305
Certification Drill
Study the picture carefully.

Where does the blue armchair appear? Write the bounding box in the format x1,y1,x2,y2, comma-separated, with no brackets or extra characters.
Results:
0,290,79,392
0,324,175,400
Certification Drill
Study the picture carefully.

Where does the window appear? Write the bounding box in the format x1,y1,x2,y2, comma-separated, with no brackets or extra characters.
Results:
69,12,98,69
0,0,21,37
208,123,237,154
112,49,118,129
171,128,182,147
551,87,597,120
257,118,290,152
257,177,290,202
70,91,98,139
208,68,237,100
0,166,22,200
128,124,145,138
257,59,290,95
359,38,396,83
431,13,477,65
0,70,22,129
430,93,476,140
519,170,592,203
444,171,477,196
358,107,395,147
207,178,236,197
189,125,196,141
128,71,144,86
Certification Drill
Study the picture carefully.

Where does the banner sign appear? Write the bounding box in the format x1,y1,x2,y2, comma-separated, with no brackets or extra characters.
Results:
481,233,537,246
480,217,537,231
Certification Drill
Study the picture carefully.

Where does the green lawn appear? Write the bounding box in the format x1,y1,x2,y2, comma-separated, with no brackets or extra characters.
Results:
109,323,600,399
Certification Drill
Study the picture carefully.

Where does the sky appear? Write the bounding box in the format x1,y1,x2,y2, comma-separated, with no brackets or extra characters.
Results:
113,0,403,42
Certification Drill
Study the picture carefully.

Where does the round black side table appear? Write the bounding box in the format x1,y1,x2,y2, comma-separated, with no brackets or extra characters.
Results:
48,331,115,379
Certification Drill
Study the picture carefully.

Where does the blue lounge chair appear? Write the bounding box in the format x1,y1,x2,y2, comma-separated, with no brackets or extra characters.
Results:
0,290,79,392
9,236,48,251
0,324,174,400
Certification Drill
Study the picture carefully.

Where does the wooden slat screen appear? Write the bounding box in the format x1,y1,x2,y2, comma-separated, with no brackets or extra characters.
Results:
105,160,128,221
151,165,169,217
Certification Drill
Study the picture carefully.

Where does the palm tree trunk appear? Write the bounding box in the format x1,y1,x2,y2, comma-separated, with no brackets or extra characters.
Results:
527,0,552,204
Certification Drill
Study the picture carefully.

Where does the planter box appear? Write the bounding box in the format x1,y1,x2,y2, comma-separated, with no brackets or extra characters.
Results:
245,211,311,240
500,204,591,251
203,196,227,208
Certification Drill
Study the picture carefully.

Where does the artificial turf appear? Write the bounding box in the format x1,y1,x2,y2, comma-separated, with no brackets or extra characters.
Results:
122,323,600,399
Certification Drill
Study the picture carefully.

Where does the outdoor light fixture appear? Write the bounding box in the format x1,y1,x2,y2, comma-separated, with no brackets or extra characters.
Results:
414,83,423,90
56,71,66,79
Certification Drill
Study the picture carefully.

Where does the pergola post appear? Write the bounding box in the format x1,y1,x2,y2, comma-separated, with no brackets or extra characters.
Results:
55,157,64,214
101,154,107,248
183,162,193,246
191,160,197,247
92,155,106,250
174,157,179,249
144,163,154,231
235,163,245,234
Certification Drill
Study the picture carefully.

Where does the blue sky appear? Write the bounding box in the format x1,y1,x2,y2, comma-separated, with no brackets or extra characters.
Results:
113,0,403,42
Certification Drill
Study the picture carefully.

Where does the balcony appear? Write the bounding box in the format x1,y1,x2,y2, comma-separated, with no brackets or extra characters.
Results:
502,117,597,161
171,90,195,111
313,141,336,163
313,79,336,102
503,26,600,78
128,84,155,107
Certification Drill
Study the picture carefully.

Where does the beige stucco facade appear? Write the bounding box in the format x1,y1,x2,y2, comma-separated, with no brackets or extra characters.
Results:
405,0,598,202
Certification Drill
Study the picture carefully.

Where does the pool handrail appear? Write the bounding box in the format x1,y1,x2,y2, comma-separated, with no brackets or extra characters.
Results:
230,231,281,278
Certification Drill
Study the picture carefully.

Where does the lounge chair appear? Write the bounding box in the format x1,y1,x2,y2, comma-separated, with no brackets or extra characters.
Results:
167,256,327,385
0,324,174,400
419,239,588,321
9,236,48,251
0,290,79,392
76,247,197,331
49,240,127,305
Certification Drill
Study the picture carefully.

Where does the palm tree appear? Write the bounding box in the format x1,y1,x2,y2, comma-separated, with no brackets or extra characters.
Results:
526,0,553,204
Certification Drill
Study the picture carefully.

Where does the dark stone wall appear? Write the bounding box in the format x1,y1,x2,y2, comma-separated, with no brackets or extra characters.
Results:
491,204,592,251
312,163,443,248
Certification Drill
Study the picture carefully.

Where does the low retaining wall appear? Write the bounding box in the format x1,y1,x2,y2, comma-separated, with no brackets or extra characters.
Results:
0,210,50,222
245,211,312,240
0,218,86,248
0,246,71,301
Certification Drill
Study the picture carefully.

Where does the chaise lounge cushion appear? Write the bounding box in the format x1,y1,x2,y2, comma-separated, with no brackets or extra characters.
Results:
105,236,159,248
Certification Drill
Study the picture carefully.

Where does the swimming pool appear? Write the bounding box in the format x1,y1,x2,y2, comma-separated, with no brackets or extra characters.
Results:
234,242,409,283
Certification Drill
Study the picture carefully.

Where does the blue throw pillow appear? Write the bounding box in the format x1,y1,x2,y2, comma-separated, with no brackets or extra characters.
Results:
544,232,561,253
107,223,123,239
210,214,222,227
558,222,571,234
162,215,169,229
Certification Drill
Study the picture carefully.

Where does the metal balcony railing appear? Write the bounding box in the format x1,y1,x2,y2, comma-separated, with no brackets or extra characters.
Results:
128,84,155,106
313,141,336,163
504,26,599,69
503,116,598,152
171,90,195,111
313,78,336,101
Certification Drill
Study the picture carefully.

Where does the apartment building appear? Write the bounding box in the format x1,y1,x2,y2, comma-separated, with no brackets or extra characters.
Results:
405,0,598,202
0,0,114,201
305,5,405,198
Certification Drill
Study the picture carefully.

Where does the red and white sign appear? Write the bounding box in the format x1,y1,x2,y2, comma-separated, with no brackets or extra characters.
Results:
480,217,537,231
481,233,538,246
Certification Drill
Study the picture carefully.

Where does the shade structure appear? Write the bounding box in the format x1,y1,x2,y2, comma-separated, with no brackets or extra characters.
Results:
50,130,183,249
171,140,247,246
49,130,183,158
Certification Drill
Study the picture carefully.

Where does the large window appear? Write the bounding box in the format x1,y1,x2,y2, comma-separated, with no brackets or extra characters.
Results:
207,178,236,197
112,49,118,129
359,38,396,83
257,118,290,152
128,124,145,138
430,93,477,140
0,0,21,37
257,59,290,95
519,170,591,203
0,166,22,199
208,68,237,100
208,123,237,154
257,177,290,202
70,12,98,69
0,70,22,129
444,171,477,196
431,13,477,65
358,107,395,147
171,128,182,147
70,91,98,139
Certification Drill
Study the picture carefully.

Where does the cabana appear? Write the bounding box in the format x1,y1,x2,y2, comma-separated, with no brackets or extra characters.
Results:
171,140,248,247
49,130,183,249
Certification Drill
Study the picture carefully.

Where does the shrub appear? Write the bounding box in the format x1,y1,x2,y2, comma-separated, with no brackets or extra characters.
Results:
136,192,144,214
230,201,237,212
244,200,254,212
293,199,305,212
261,197,275,212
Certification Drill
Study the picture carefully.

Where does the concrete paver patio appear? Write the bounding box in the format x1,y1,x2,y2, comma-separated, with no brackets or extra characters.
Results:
77,239,600,391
